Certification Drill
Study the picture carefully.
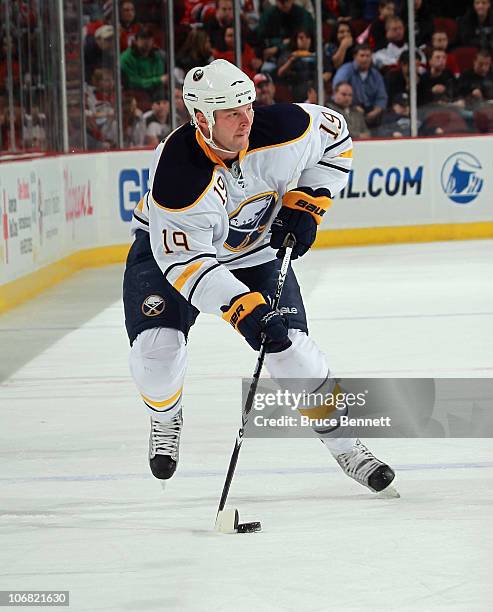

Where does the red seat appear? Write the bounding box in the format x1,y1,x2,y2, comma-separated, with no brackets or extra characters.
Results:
473,106,493,132
433,17,458,44
350,19,369,37
450,46,478,72
422,109,469,135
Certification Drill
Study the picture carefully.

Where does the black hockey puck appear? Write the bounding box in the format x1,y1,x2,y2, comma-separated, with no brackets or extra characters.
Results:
237,521,262,533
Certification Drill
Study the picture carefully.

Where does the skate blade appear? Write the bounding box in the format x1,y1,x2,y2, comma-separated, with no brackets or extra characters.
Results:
376,485,400,499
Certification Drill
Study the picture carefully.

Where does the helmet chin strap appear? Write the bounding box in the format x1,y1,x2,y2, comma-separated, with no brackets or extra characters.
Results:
196,123,238,156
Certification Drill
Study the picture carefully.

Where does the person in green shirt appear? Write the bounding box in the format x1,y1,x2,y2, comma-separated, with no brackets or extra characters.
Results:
120,26,167,99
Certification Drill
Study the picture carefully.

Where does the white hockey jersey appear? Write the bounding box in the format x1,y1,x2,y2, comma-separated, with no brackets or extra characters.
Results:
131,103,352,316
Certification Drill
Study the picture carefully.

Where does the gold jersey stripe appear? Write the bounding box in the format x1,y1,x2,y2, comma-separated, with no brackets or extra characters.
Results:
173,260,204,292
337,148,353,158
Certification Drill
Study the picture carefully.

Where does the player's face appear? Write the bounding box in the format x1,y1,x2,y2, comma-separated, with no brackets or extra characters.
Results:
211,104,254,153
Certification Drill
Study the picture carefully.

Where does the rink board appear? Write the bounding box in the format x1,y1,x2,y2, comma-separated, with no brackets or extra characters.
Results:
1,136,493,310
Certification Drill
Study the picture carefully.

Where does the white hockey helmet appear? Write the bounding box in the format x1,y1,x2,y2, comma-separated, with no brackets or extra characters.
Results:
182,59,255,131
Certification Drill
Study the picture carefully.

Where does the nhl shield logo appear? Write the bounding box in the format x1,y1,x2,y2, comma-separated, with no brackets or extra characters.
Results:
142,295,165,317
193,69,204,81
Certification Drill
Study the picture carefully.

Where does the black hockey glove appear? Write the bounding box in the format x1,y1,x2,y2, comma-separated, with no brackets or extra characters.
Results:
270,187,332,260
221,292,292,353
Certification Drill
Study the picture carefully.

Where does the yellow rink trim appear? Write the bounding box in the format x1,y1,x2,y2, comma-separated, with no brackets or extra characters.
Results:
0,244,130,315
314,221,493,248
1,221,493,314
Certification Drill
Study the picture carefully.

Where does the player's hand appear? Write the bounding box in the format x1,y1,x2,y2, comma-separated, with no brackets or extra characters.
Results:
221,292,291,353
270,206,317,260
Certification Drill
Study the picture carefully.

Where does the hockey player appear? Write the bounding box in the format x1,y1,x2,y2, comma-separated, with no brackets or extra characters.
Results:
123,59,395,493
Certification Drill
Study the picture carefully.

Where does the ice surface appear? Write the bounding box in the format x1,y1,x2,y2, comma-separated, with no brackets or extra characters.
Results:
1,241,492,611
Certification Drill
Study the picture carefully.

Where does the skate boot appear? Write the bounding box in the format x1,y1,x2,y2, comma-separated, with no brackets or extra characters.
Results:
332,439,395,492
148,410,183,479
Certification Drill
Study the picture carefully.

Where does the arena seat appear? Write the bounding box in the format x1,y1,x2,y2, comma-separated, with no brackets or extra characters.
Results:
450,46,478,72
473,106,493,133
422,109,469,135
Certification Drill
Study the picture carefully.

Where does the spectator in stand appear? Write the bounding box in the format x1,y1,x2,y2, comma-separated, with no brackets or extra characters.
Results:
384,50,421,104
256,0,314,74
302,81,318,103
418,48,457,105
359,0,396,51
327,81,371,138
144,92,171,146
120,26,166,99
333,43,388,126
266,0,315,17
176,29,214,78
212,27,261,78
457,0,493,51
457,48,493,108
373,16,409,69
429,31,460,77
325,22,356,71
84,24,115,84
86,67,117,148
277,27,331,100
205,0,234,50
400,0,433,47
122,93,145,147
174,85,190,125
376,92,414,137
119,1,140,51
253,72,277,105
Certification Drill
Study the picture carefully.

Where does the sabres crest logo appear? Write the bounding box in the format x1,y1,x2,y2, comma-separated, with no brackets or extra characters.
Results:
142,295,165,317
224,192,278,252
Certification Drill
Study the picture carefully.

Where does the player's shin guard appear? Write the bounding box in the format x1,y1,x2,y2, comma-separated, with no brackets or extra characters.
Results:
265,330,356,452
129,327,187,479
265,330,395,491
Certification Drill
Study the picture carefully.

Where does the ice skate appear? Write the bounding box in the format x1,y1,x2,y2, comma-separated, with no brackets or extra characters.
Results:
332,439,397,494
149,410,183,479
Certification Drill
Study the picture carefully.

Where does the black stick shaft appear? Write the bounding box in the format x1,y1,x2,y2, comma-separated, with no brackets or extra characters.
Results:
216,234,296,516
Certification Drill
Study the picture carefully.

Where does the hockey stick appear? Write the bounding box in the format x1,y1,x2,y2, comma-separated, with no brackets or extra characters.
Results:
215,233,296,529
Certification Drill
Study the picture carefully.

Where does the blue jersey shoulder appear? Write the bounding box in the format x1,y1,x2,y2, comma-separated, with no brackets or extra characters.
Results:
248,104,311,152
152,123,215,210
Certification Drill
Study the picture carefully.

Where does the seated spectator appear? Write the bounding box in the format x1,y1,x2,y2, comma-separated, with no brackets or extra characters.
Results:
84,25,115,84
176,29,214,79
327,81,370,138
373,16,408,69
85,67,117,148
253,72,277,106
205,0,234,50
120,27,166,99
174,85,190,125
122,93,145,147
277,27,331,100
385,50,421,105
266,0,315,17
333,43,388,126
119,1,140,51
212,27,261,78
428,31,460,77
457,48,493,108
359,0,396,51
144,92,171,146
418,48,457,105
376,92,413,137
256,0,314,74
457,0,493,51
326,22,356,71
400,0,433,47
301,81,318,103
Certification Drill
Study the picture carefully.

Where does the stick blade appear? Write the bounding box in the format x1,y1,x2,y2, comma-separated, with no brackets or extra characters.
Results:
215,507,239,534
